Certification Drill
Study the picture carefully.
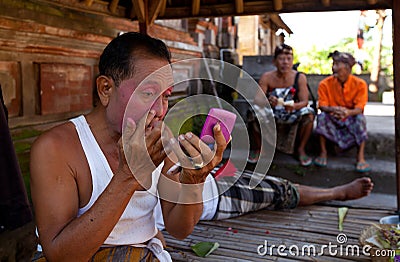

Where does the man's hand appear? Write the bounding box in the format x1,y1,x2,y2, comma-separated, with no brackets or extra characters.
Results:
167,123,228,184
331,106,348,120
268,95,278,107
118,110,168,188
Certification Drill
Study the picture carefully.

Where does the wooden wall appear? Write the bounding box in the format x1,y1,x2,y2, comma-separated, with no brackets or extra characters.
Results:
0,0,202,128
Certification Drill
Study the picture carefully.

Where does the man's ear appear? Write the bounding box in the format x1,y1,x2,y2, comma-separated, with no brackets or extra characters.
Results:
96,76,113,106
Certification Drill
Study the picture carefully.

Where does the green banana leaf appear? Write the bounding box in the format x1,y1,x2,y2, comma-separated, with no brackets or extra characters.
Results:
338,207,349,231
191,241,220,257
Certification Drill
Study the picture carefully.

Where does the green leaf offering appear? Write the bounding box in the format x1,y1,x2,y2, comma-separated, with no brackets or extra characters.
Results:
338,207,349,231
191,241,220,257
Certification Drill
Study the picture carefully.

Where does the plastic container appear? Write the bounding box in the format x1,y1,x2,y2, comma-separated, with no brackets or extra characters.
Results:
379,215,400,224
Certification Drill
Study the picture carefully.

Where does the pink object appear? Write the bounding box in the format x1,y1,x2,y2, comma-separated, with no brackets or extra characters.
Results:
213,160,237,180
200,108,236,144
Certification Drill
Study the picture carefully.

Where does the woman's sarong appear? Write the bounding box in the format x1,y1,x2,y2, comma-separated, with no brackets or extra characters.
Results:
314,112,367,150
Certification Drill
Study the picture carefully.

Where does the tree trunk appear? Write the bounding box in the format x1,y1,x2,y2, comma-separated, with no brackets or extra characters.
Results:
369,10,387,93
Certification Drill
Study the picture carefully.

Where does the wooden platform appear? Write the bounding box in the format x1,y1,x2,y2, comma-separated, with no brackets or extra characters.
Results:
163,204,395,261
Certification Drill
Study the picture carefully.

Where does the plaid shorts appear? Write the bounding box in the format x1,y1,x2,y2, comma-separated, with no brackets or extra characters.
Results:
211,170,299,220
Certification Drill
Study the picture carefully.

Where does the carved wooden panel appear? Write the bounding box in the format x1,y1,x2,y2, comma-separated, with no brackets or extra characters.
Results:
0,61,21,117
40,64,92,115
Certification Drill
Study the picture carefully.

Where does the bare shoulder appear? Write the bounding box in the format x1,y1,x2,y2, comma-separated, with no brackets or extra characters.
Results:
30,121,80,167
260,70,275,81
297,71,308,84
298,71,307,79
259,70,275,90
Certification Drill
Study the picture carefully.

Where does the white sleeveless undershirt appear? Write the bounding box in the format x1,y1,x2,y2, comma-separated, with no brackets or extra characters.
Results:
71,115,159,245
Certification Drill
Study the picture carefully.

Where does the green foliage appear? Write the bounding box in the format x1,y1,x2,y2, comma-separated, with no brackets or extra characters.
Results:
295,36,393,78
179,114,207,136
11,128,41,203
11,128,42,141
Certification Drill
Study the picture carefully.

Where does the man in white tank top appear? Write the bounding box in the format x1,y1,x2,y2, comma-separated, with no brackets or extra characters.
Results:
30,32,228,261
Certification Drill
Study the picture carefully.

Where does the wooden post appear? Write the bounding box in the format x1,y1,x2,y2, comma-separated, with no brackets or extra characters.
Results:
192,0,200,16
84,0,94,6
109,0,119,13
139,22,147,34
132,0,148,34
273,0,282,11
393,0,400,214
235,0,244,14
321,0,330,7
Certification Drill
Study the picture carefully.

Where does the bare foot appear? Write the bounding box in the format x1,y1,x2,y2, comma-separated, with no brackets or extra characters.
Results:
334,177,374,201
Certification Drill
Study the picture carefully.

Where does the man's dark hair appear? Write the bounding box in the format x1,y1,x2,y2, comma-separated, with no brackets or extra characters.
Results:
99,32,171,88
274,44,293,59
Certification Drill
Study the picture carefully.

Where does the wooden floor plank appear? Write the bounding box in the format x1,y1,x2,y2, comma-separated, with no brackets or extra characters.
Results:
163,205,393,261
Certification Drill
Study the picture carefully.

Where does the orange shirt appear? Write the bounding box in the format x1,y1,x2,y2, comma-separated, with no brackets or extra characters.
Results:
318,74,368,110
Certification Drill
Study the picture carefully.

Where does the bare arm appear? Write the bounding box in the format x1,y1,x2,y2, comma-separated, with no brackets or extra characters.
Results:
254,73,271,107
293,73,310,110
30,129,140,262
31,112,167,261
319,106,362,119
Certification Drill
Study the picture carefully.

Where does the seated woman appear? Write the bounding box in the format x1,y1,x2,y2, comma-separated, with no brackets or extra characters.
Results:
252,44,315,166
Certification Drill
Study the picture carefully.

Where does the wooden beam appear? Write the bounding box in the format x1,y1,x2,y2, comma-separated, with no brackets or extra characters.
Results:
273,0,282,11
139,22,147,34
235,0,244,14
158,1,392,20
192,0,200,16
129,5,137,19
109,0,119,14
393,0,400,214
367,0,378,4
159,0,167,16
84,0,94,7
321,0,330,7
148,0,164,24
132,0,146,23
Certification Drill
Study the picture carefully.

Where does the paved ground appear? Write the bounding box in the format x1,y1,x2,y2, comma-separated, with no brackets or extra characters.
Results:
165,103,399,261
364,102,394,135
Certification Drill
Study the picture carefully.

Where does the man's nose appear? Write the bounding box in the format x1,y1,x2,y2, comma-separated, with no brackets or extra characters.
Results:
151,96,164,117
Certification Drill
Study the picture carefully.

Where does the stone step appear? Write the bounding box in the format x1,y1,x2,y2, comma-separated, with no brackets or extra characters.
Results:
304,129,395,160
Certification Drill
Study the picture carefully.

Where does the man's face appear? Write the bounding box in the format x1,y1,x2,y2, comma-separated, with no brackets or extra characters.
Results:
106,55,172,133
332,60,350,80
274,53,293,73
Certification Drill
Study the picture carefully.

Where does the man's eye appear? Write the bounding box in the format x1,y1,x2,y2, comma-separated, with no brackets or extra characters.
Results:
143,91,154,97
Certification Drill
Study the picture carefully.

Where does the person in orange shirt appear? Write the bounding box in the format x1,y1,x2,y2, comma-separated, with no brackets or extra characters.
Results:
314,51,370,172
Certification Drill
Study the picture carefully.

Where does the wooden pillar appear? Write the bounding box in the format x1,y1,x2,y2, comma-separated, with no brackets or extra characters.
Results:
321,0,330,6
21,61,37,116
273,0,282,11
393,0,400,213
132,0,148,34
139,22,147,34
